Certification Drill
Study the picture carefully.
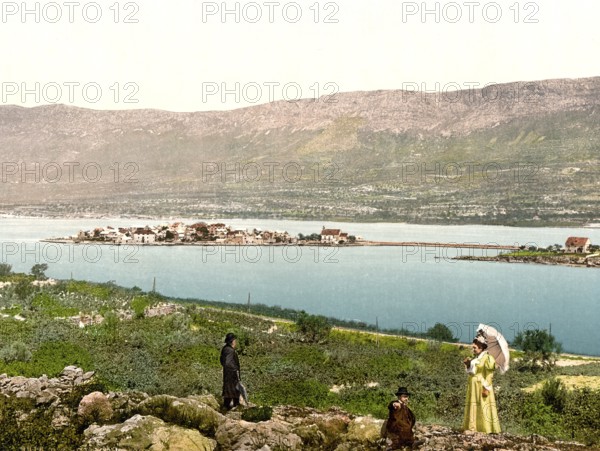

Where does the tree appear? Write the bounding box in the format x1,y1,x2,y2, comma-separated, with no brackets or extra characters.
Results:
0,263,12,277
426,323,456,342
295,311,332,342
513,329,562,371
15,280,35,301
31,263,48,280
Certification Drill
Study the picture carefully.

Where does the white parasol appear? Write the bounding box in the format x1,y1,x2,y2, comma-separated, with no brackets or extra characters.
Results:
477,323,510,374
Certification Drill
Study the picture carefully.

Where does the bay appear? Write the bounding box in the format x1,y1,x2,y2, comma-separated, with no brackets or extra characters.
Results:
1,217,599,355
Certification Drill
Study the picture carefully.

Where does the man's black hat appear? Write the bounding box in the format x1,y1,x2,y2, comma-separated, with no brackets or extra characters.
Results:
225,332,237,344
395,386,411,396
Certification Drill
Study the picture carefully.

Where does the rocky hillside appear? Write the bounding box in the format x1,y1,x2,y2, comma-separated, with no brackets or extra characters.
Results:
1,77,599,225
0,367,594,450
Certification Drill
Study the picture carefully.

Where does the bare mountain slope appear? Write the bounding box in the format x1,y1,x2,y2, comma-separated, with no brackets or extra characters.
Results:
1,77,599,224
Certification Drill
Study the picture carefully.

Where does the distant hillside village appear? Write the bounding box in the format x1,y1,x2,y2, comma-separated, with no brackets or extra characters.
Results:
72,223,361,245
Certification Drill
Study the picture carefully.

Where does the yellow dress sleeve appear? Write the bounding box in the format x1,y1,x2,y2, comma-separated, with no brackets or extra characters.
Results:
484,354,496,371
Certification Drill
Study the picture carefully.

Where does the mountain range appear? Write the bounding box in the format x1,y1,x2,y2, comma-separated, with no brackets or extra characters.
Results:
1,77,598,225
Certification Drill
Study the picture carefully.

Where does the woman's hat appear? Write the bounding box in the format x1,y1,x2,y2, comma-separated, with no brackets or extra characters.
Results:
395,386,411,396
225,332,237,344
474,335,487,346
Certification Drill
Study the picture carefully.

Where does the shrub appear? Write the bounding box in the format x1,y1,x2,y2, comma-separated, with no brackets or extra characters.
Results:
0,263,12,277
27,341,93,377
65,280,113,300
336,387,389,418
295,311,332,343
0,341,32,363
101,310,120,344
32,293,79,317
254,378,332,409
0,396,82,449
14,279,35,301
564,388,600,445
520,393,563,437
513,329,562,371
242,405,273,422
540,378,566,413
426,323,456,342
131,296,151,319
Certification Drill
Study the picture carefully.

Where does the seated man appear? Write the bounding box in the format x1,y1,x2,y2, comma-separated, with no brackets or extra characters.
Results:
384,387,423,450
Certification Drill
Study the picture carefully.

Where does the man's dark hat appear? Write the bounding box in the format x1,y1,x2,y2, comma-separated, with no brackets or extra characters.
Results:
225,332,237,344
395,386,411,396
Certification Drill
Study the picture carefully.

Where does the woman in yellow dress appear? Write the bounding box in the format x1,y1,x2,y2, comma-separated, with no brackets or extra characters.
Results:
462,336,501,433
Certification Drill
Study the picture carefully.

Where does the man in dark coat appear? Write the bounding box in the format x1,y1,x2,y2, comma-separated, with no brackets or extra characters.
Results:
220,332,241,410
385,387,422,449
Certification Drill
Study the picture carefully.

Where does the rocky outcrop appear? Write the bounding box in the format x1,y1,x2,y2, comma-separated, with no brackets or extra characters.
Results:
0,368,595,450
83,414,217,451
137,394,225,436
413,424,590,451
216,417,304,450
0,365,95,406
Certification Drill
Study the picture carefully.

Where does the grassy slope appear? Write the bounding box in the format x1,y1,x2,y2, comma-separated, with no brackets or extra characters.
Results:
0,275,599,444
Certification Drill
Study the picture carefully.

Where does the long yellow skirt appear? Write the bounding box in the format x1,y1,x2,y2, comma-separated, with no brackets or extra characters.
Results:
462,375,501,433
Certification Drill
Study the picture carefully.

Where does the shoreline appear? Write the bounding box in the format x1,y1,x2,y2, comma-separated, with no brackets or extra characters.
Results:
203,305,600,360
41,238,521,250
456,255,600,268
2,213,598,228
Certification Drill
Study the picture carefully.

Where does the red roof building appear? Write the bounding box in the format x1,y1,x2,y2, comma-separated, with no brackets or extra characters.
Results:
565,237,591,253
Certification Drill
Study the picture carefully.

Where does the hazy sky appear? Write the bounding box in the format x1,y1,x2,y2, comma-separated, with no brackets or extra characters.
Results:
1,0,598,111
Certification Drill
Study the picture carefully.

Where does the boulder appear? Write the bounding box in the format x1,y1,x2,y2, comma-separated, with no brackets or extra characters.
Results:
78,391,113,424
215,417,303,450
83,414,217,450
108,390,150,419
187,393,221,411
278,405,350,448
343,415,384,445
137,394,225,435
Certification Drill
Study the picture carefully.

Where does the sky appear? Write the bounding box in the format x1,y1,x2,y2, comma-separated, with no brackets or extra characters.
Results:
1,0,599,112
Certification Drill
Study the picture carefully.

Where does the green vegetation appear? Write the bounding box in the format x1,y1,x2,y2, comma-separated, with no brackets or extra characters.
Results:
0,263,12,277
176,298,460,341
0,275,598,445
426,323,457,342
295,311,332,342
513,329,563,371
30,263,48,281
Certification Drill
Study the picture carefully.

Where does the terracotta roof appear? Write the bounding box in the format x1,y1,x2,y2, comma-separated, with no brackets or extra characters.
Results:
565,237,590,246
321,229,341,236
135,229,155,235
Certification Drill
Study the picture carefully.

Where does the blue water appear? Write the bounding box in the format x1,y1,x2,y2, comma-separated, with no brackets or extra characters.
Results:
1,217,599,355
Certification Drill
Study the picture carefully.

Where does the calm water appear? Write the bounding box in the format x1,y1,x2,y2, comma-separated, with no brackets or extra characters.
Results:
1,217,599,355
